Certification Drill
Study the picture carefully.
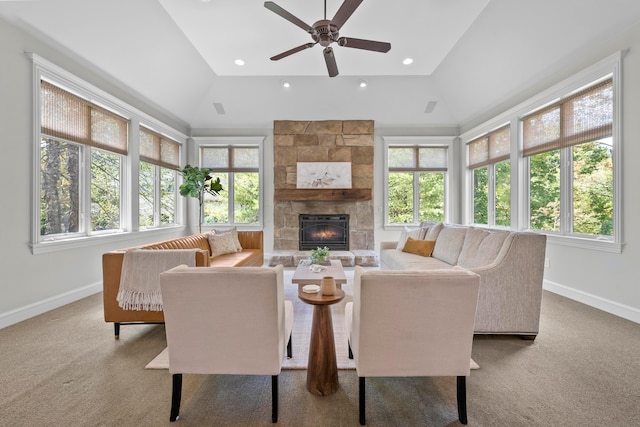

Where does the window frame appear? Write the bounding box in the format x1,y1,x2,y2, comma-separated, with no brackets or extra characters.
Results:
460,51,623,253
139,161,178,229
466,124,512,228
193,137,265,230
382,136,455,229
30,54,187,254
138,125,180,229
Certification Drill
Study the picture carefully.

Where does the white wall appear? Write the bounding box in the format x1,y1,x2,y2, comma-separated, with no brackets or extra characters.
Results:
0,19,190,328
453,23,640,323
2,14,639,329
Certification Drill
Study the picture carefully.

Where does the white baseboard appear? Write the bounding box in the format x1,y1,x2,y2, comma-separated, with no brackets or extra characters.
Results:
3,279,637,329
544,279,640,324
0,282,102,330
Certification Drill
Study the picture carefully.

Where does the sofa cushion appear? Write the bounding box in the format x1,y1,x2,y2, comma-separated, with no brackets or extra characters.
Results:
424,222,444,240
402,238,436,257
208,232,240,258
380,248,453,270
395,226,426,250
209,249,263,267
457,228,510,269
431,226,467,265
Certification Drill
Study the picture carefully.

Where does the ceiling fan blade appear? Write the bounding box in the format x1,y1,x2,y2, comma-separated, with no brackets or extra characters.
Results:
264,1,313,33
323,47,339,77
331,0,363,29
337,37,391,53
270,43,316,61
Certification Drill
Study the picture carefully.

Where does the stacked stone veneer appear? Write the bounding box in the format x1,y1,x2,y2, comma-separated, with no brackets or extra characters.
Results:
273,120,375,253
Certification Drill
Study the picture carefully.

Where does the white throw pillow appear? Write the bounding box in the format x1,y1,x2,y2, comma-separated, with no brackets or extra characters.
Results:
208,232,239,258
396,226,425,250
212,227,242,252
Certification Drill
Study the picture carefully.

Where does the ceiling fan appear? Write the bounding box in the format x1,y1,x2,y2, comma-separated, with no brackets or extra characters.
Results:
264,0,391,77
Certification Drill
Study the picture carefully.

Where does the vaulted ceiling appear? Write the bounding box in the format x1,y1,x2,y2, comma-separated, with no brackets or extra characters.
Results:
1,0,639,131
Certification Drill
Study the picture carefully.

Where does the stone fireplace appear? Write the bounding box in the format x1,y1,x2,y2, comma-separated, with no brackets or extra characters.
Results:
270,120,377,267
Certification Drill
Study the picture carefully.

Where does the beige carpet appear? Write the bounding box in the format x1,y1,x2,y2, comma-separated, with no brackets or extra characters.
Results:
146,268,479,371
5,289,640,426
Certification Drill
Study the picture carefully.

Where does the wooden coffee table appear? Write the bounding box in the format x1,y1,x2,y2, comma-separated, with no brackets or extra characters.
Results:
298,287,345,396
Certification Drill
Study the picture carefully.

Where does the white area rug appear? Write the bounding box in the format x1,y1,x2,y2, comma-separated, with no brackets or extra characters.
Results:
145,268,479,371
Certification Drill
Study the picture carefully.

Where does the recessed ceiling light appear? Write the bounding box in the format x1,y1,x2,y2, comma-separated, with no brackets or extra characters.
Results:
234,59,245,66
282,81,291,88
359,80,367,88
403,57,414,65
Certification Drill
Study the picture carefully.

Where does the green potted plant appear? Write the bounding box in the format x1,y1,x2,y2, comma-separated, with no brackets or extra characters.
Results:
179,165,223,233
311,246,330,265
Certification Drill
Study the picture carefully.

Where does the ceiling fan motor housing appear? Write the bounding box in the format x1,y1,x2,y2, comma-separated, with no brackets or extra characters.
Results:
311,20,339,46
265,1,391,77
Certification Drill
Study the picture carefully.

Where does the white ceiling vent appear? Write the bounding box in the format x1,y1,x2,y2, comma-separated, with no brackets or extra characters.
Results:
213,102,226,115
424,101,437,114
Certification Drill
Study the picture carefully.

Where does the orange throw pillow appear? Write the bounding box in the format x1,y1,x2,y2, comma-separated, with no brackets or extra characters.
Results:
402,237,436,257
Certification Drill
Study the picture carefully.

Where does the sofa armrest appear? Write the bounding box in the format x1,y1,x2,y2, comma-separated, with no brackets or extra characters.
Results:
102,248,209,323
469,233,546,334
238,231,263,250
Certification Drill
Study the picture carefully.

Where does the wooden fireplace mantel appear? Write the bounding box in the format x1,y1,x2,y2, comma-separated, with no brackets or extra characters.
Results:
274,188,372,201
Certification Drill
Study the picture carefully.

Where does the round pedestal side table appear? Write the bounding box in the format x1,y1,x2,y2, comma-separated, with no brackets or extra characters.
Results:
298,288,346,396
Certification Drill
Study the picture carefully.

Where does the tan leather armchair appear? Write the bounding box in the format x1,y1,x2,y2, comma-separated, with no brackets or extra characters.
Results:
160,264,293,423
345,266,480,425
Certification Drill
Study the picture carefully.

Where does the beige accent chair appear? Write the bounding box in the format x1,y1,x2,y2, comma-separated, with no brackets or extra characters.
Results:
345,266,480,425
159,264,293,423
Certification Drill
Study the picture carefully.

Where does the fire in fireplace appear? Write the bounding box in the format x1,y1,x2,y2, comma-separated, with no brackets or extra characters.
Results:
299,214,349,251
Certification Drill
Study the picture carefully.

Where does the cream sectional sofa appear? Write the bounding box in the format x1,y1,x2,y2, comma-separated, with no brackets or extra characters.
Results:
380,222,547,339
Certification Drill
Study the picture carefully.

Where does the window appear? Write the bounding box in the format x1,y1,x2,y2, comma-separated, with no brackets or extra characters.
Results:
32,54,187,253
139,126,179,228
460,52,620,250
523,78,614,238
468,125,511,227
199,139,263,227
384,137,453,225
39,80,127,239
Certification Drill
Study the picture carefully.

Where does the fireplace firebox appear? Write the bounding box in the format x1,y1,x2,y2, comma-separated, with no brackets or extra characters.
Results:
299,214,349,251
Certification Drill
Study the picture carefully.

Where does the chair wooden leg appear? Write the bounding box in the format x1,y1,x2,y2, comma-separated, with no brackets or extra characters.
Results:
271,375,278,423
114,322,120,339
170,374,182,422
359,377,366,425
457,376,467,425
287,335,292,358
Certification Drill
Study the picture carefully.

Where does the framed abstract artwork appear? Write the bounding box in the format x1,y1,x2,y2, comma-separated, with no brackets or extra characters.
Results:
296,162,352,189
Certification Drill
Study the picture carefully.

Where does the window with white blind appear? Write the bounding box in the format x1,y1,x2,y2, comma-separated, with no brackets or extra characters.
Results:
197,138,264,227
139,126,180,228
468,125,511,227
32,54,187,253
523,78,614,238
40,80,128,238
384,137,453,225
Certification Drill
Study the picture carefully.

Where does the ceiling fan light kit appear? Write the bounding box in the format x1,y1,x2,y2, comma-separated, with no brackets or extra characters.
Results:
264,0,391,77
